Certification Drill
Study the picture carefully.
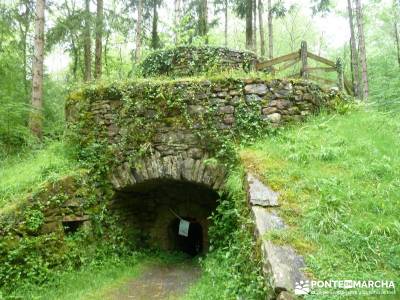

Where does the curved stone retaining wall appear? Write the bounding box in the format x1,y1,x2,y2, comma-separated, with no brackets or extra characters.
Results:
67,77,340,192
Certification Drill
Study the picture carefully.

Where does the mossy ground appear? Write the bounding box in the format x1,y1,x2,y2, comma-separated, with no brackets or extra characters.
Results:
0,141,78,212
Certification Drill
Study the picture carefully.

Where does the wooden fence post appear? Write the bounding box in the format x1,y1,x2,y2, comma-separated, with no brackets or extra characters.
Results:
336,57,344,91
300,41,308,79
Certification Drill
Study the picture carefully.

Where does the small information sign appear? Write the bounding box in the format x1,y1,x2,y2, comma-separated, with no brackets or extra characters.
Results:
178,219,190,237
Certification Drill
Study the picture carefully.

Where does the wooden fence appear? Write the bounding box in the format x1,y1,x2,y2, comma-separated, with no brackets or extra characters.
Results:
255,41,353,95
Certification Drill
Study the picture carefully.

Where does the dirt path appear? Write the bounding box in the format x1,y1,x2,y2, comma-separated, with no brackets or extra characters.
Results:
104,260,201,300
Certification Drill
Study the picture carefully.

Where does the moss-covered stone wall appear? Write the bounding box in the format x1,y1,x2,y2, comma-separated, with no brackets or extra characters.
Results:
66,76,341,193
0,73,344,291
140,46,257,77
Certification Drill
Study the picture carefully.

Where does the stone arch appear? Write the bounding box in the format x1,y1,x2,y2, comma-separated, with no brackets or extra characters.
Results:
109,152,227,192
111,177,220,254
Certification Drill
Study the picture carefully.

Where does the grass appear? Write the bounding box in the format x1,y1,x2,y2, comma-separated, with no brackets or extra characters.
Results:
240,106,400,298
0,140,78,210
2,251,192,300
3,254,145,300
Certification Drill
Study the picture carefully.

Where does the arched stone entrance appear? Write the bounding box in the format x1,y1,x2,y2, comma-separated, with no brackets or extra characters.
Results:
111,178,219,254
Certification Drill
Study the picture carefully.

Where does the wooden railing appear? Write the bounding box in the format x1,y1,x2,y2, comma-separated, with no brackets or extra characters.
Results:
256,41,353,95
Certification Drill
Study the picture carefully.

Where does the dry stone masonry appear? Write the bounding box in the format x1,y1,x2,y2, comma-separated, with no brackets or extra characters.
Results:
140,46,257,77
67,77,340,194
247,173,307,300
0,46,347,298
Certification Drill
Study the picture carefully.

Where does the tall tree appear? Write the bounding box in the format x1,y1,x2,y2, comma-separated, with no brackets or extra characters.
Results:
347,0,360,97
135,0,143,61
253,0,257,51
258,0,265,56
394,0,400,68
224,0,228,46
198,0,208,41
15,0,32,95
174,0,181,43
84,0,92,81
94,0,103,79
215,0,229,46
355,0,368,99
151,0,161,49
245,0,253,50
267,0,273,58
30,0,45,138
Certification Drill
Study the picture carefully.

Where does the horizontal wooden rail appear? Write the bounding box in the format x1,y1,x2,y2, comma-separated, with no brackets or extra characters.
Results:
255,41,353,95
256,51,299,69
307,52,336,68
305,67,336,72
278,58,300,72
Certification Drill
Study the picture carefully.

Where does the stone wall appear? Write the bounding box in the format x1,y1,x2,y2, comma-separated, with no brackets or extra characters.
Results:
67,77,340,192
140,46,257,77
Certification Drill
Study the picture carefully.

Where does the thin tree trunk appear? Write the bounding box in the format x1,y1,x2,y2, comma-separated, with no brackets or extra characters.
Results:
258,0,265,57
347,0,360,97
30,0,45,138
151,0,160,49
84,0,92,82
104,32,110,76
17,1,30,98
199,0,208,42
267,0,273,59
135,0,143,62
174,0,181,43
253,0,257,52
394,0,400,68
19,24,29,96
395,22,400,68
355,0,368,99
245,0,253,50
224,0,228,47
72,39,78,80
94,0,103,79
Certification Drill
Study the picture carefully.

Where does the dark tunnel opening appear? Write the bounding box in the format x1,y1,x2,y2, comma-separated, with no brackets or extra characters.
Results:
169,218,203,256
112,179,219,255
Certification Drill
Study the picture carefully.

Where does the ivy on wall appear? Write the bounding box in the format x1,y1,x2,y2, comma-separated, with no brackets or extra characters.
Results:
140,46,257,77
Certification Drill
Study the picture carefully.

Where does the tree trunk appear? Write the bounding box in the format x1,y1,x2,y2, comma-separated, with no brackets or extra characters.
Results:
17,1,30,98
29,0,45,138
394,0,400,68
151,0,160,49
355,0,368,99
135,0,143,62
174,0,181,43
245,0,253,50
347,0,360,97
94,0,103,79
84,0,92,82
258,0,265,57
395,22,400,68
224,0,228,47
267,0,273,59
72,40,78,80
253,0,257,52
199,0,208,42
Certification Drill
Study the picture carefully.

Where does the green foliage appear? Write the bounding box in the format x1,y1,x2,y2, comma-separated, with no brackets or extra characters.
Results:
185,169,268,299
0,141,78,210
242,107,400,298
140,46,255,77
24,209,45,232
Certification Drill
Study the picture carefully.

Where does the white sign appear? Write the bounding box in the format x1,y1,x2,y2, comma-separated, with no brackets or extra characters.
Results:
178,219,190,237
